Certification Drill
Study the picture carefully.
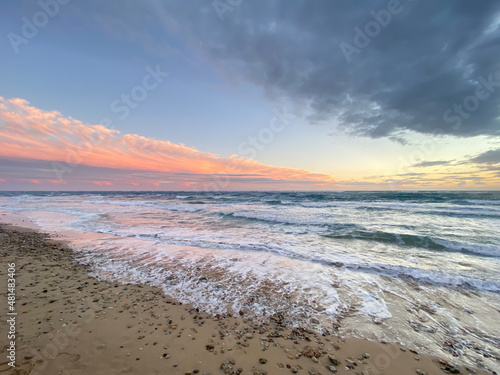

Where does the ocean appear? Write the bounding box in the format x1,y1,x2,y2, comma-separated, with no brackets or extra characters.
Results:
1,191,499,369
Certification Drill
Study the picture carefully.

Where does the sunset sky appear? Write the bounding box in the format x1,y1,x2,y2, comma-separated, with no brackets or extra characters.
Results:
1,0,500,190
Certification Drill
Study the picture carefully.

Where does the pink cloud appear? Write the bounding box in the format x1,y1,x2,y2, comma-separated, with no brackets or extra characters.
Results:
91,181,113,186
0,178,6,183
0,97,334,188
48,179,67,185
128,181,160,187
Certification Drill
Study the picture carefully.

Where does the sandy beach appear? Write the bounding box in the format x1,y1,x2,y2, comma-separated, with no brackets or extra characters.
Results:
0,223,493,375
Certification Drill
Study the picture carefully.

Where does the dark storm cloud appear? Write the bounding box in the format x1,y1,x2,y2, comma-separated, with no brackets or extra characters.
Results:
151,0,500,139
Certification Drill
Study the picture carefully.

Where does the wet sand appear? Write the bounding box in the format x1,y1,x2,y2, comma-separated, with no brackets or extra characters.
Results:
0,224,494,375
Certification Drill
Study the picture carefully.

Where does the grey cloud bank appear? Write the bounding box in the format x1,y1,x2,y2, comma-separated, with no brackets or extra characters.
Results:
470,148,500,165
412,160,453,168
151,0,500,139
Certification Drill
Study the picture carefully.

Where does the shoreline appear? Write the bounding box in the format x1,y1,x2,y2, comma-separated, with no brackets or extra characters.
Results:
0,223,494,375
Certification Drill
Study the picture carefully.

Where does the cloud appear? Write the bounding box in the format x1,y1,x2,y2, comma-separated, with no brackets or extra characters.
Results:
412,160,453,168
142,0,500,139
0,97,333,189
337,169,496,189
91,181,113,186
469,148,500,164
48,179,67,185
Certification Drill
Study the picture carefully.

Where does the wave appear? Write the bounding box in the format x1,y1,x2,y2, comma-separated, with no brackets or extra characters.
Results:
73,228,500,293
256,198,500,218
218,210,499,257
63,211,500,294
346,263,500,292
322,230,499,257
219,210,337,227
324,230,445,249
464,199,500,206
84,200,205,213
177,195,217,201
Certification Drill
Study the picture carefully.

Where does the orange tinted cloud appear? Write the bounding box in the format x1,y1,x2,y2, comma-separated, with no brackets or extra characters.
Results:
91,181,113,186
49,179,67,185
0,97,333,185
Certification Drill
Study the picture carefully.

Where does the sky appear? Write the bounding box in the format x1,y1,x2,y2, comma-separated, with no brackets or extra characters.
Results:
1,0,500,191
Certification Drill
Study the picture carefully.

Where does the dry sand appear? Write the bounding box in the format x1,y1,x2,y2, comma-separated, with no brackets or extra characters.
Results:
0,224,493,375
